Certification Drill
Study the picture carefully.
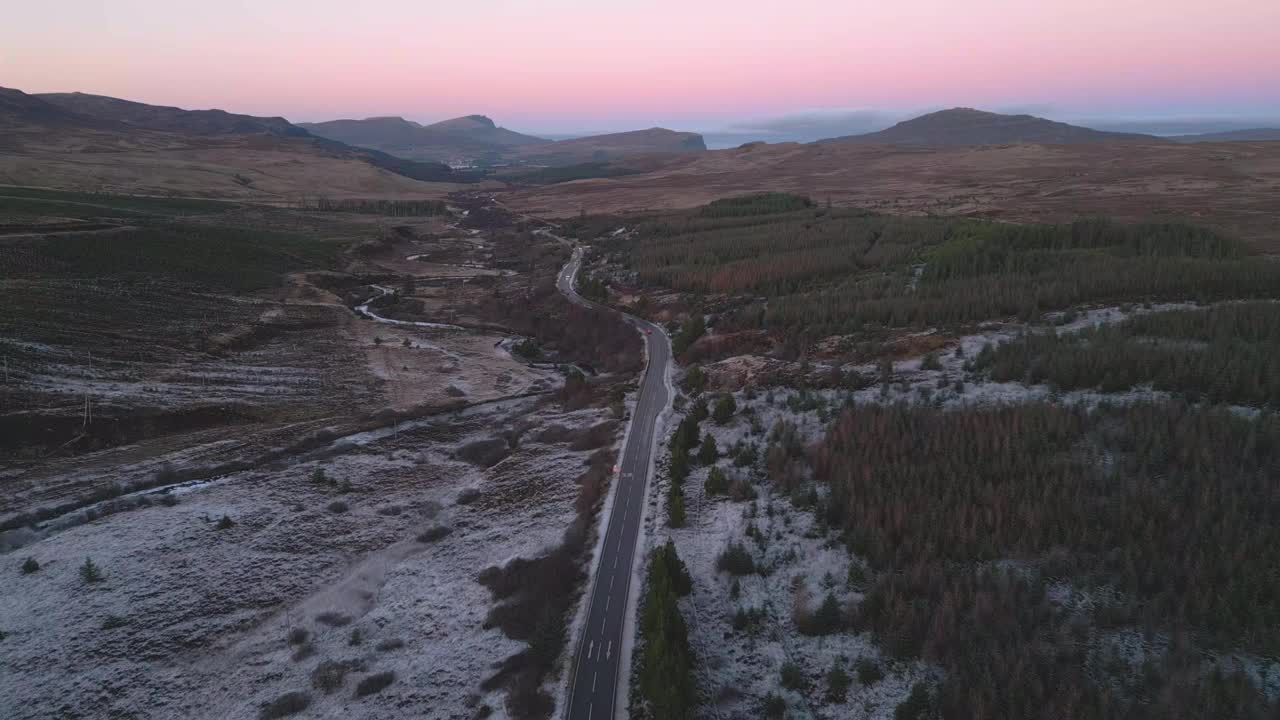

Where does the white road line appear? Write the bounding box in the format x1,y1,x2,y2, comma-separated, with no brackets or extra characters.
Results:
592,671,598,692
606,640,613,660
609,575,614,591
605,595,611,611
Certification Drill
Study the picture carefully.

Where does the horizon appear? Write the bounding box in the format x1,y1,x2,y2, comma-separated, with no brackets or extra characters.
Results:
5,0,1279,139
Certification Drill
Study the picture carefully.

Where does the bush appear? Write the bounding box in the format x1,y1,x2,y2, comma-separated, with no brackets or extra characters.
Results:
667,484,686,528
416,525,452,543
79,557,103,584
286,627,310,645
311,660,362,694
348,628,363,646
717,542,756,576
215,514,235,530
697,434,718,465
895,682,932,720
21,557,39,574
780,661,805,690
762,692,787,719
704,466,729,495
326,500,349,514
799,592,843,636
855,658,884,686
456,488,481,505
827,661,852,702
354,671,396,698
376,638,405,652
712,393,737,424
315,611,352,627
259,691,311,719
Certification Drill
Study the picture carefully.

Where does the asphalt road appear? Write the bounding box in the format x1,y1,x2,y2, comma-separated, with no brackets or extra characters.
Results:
557,246,671,720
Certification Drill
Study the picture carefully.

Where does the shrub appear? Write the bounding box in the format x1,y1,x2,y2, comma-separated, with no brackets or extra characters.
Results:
376,638,404,652
215,514,235,530
895,682,932,720
354,671,396,697
311,661,352,694
315,611,352,627
456,488,481,505
799,592,843,636
79,557,103,584
855,658,884,686
158,493,179,507
716,542,756,576
417,525,452,543
697,434,718,465
667,484,686,528
827,660,852,702
348,628,363,646
21,557,39,574
326,500,349,514
101,615,128,630
780,661,805,690
712,393,737,424
291,644,315,662
705,466,729,495
259,691,311,719
311,468,328,485
286,627,310,645
762,692,786,719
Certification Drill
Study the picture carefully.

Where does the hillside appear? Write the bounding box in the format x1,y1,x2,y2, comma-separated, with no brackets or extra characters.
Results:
1171,128,1280,143
0,86,462,198
512,128,706,165
37,92,308,137
302,116,706,167
822,108,1160,146
300,114,547,164
502,139,1280,251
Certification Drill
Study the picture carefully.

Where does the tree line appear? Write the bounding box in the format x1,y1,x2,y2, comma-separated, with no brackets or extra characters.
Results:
975,301,1280,407
797,400,1280,718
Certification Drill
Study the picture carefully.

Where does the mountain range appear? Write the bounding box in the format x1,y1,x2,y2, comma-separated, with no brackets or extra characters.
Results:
819,108,1162,145
300,115,707,166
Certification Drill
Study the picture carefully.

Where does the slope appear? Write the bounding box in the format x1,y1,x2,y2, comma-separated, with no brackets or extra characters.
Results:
822,108,1160,146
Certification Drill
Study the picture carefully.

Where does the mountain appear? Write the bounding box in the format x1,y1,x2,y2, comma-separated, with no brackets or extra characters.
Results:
0,85,463,195
1170,128,1280,143
821,108,1160,146
512,128,707,165
300,115,547,163
37,92,309,137
0,87,116,129
301,116,706,166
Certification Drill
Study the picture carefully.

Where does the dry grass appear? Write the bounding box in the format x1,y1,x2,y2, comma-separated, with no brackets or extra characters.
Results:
503,140,1280,251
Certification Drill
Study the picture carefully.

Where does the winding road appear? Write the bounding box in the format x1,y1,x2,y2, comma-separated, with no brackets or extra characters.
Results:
557,244,672,720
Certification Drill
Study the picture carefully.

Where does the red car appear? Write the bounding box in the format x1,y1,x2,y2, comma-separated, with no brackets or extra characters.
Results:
644,329,652,335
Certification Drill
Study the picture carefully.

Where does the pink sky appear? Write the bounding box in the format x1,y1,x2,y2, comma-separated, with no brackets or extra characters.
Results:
3,0,1278,132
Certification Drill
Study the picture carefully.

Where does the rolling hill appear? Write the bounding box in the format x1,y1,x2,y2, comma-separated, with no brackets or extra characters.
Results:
0,86,463,198
821,108,1160,146
300,114,547,164
302,115,706,166
512,128,707,165
37,92,309,137
1170,128,1280,143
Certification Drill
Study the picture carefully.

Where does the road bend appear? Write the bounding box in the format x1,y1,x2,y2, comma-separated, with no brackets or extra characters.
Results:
556,245,671,720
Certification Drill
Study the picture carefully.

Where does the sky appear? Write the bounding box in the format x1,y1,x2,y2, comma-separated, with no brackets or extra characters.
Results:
3,0,1279,138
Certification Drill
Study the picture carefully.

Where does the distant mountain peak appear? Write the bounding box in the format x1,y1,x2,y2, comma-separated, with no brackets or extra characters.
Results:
822,107,1159,146
461,114,495,128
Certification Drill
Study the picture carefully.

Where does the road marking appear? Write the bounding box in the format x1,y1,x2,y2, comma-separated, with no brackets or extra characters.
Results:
606,641,613,660
592,671,598,692
605,595,611,611
609,575,614,591
588,639,594,659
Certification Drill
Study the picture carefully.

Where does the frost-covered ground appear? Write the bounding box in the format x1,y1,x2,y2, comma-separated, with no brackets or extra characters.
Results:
0,396,613,719
631,298,1280,718
641,392,933,720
